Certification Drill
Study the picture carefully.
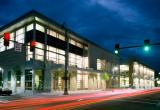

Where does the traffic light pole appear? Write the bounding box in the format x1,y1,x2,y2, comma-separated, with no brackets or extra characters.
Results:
115,42,160,51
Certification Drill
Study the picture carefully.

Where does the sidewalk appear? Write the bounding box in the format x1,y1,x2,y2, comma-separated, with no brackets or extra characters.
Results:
0,88,148,102
21,88,138,98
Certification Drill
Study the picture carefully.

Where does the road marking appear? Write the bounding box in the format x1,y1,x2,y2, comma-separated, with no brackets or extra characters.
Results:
116,99,157,105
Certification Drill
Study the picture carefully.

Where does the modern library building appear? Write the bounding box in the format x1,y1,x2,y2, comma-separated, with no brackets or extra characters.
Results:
0,11,155,94
0,11,120,94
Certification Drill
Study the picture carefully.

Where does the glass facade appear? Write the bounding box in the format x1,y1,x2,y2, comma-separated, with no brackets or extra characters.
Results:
47,46,65,64
0,37,6,52
133,62,155,89
77,73,88,89
16,28,25,44
35,42,44,61
25,23,89,68
97,59,106,70
120,65,129,88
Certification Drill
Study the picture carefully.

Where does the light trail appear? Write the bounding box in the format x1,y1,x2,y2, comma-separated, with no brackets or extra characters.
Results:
38,88,160,110
0,88,159,110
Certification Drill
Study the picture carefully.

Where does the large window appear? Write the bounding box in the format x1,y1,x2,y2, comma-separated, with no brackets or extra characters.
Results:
0,37,5,52
25,70,32,90
27,23,33,31
35,42,44,61
47,29,57,37
58,34,65,41
84,57,88,68
77,55,83,68
47,46,65,64
69,53,88,68
77,73,88,89
69,39,83,48
36,23,44,32
97,59,101,70
57,49,65,64
47,29,65,41
47,46,57,62
16,28,25,43
97,59,106,70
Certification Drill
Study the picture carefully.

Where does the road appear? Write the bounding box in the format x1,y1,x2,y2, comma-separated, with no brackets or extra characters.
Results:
73,91,160,110
0,88,160,110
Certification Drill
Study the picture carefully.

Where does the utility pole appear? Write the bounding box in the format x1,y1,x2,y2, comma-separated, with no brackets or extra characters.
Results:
63,22,69,95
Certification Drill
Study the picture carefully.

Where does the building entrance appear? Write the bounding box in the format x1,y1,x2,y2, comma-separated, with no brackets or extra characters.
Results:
35,70,44,91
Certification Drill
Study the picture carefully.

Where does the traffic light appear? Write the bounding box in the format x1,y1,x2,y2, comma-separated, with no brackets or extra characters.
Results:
3,32,10,46
115,44,119,54
144,39,150,51
30,40,36,52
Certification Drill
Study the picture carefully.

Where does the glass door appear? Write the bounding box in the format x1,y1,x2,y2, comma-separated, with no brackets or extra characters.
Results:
35,70,44,91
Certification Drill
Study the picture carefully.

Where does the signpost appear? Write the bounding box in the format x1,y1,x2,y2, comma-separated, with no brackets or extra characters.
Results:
14,42,22,52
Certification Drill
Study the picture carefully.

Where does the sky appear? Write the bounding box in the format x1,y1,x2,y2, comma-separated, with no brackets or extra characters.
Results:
0,0,160,72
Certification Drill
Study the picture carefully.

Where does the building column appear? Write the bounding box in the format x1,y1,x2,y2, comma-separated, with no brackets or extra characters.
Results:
3,70,8,89
88,75,94,90
44,67,51,91
21,68,25,93
32,21,36,93
11,71,16,94
69,75,77,91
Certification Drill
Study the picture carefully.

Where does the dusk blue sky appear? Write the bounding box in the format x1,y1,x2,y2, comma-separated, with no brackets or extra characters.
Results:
0,0,160,71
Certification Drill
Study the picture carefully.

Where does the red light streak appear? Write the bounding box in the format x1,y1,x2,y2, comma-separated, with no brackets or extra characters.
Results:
0,88,159,110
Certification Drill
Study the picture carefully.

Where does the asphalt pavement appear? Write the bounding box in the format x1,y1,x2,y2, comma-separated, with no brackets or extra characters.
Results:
73,91,160,110
0,88,159,110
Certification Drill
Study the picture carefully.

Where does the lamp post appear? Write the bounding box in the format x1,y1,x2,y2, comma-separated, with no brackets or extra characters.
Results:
62,22,69,95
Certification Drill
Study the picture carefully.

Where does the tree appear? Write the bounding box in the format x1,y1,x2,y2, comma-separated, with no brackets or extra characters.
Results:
101,72,110,81
101,72,110,89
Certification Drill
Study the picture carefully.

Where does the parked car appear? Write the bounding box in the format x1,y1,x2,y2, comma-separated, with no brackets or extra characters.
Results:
0,88,12,96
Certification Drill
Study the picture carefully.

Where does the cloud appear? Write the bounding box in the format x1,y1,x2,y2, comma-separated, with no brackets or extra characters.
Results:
0,0,160,71
87,0,144,23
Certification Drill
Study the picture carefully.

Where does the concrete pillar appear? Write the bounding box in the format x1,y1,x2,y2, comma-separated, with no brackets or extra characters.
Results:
88,76,94,90
3,71,8,89
21,69,25,93
101,80,106,90
32,69,35,94
44,67,51,91
11,71,16,94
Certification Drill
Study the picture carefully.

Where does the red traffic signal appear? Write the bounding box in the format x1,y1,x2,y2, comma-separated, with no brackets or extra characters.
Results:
4,32,10,46
30,40,36,52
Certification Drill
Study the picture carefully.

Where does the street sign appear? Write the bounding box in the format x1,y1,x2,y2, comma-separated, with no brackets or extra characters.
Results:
15,43,22,52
